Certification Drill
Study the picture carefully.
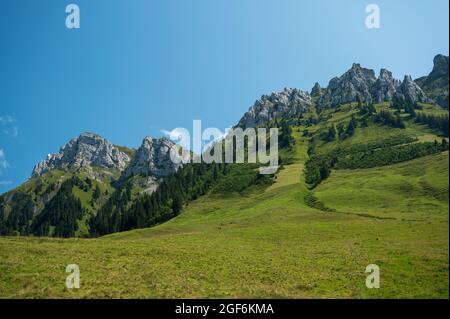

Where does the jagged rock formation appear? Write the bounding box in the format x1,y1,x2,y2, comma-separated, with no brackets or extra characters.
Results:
397,75,433,105
237,87,313,129
123,137,182,179
318,63,377,107
318,63,433,108
237,59,439,128
432,54,449,77
31,132,130,178
310,82,322,97
30,132,183,195
371,69,401,103
415,54,449,108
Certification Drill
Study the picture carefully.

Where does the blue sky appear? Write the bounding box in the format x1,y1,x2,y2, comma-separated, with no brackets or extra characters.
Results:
0,0,448,191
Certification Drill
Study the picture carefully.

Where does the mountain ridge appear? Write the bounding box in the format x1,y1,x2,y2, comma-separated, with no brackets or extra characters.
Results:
27,54,450,179
237,55,446,128
31,132,131,178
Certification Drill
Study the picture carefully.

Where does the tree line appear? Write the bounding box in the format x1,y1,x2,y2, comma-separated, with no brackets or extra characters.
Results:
415,113,449,137
305,136,448,188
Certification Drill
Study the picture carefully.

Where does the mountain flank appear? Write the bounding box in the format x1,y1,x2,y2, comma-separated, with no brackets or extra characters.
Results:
1,54,448,238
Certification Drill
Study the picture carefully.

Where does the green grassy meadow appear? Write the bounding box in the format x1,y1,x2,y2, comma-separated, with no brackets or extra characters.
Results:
0,125,448,299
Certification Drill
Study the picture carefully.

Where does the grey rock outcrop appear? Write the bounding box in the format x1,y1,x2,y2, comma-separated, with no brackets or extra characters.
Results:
318,63,377,107
415,54,449,108
31,132,130,178
397,75,433,105
237,87,313,129
371,69,401,103
318,62,434,108
123,136,182,179
310,82,322,97
430,54,449,78
236,57,440,128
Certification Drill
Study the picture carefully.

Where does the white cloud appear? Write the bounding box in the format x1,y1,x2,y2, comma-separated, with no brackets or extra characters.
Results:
0,116,14,124
1,116,12,123
2,126,19,137
12,126,19,137
161,128,191,149
0,116,18,138
0,149,10,175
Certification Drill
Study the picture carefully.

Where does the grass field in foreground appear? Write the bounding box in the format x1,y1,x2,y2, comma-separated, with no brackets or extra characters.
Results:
0,137,448,298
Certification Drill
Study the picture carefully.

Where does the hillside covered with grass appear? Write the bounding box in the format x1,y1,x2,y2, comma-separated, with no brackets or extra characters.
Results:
1,52,449,299
0,101,448,298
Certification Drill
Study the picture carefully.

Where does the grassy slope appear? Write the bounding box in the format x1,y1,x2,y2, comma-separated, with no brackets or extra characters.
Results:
315,102,445,155
0,127,448,298
315,152,449,219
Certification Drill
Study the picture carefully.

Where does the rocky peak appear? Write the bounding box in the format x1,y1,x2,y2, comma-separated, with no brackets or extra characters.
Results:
310,82,322,96
398,75,433,105
123,136,182,179
318,63,377,107
414,54,448,108
350,63,361,70
431,54,449,78
379,68,394,80
31,132,130,178
237,87,312,128
350,63,376,79
318,60,436,108
371,68,401,103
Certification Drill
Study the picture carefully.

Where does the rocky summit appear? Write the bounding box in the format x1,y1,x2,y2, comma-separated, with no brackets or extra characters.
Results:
397,75,433,105
310,82,322,97
430,54,449,79
237,87,313,129
318,63,377,107
31,132,131,178
236,57,443,129
371,69,401,103
124,136,182,179
415,54,449,108
318,63,433,108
